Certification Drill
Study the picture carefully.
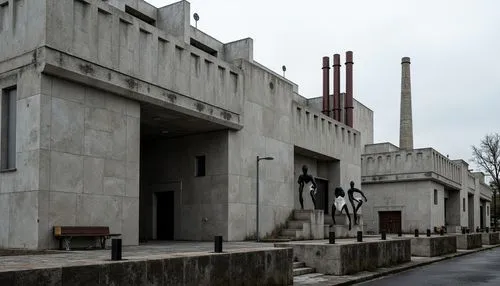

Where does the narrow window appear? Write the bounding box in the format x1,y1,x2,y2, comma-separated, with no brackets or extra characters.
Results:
463,198,466,212
1,87,16,170
434,189,438,205
195,155,206,177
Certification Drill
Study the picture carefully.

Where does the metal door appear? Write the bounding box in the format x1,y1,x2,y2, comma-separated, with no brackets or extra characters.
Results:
379,211,402,234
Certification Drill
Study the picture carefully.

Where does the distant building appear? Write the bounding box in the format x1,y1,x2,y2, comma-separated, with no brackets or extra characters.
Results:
361,58,493,234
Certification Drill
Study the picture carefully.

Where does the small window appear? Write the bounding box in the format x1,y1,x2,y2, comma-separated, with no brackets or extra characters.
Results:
487,206,489,214
434,189,438,205
1,86,16,171
463,198,466,212
195,155,206,177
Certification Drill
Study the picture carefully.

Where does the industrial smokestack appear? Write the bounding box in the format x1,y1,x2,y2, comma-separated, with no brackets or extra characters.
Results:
333,54,341,121
322,57,330,116
345,51,354,127
399,57,414,150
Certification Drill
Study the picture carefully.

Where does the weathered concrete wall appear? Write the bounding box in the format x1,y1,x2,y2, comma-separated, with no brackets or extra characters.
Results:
363,181,432,234
430,181,445,228
226,60,295,240
365,142,399,154
456,233,482,249
0,247,293,285
481,232,499,245
140,131,229,241
411,236,457,257
276,239,411,275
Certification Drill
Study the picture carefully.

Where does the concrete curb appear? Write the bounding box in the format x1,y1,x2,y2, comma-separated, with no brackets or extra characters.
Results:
333,244,500,286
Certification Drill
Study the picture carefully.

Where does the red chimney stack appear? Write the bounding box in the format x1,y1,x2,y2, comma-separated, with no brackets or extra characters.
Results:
333,54,341,122
322,57,330,116
345,51,354,127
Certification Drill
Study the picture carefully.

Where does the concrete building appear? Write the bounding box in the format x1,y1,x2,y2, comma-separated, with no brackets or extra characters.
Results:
0,0,373,249
361,57,493,234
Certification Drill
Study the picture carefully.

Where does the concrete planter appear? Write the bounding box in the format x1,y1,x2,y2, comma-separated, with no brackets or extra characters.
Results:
481,232,500,245
275,238,411,275
411,235,457,257
456,233,482,249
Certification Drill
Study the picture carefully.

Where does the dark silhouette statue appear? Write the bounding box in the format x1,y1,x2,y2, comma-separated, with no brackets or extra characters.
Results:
297,165,317,210
331,187,352,230
347,181,367,225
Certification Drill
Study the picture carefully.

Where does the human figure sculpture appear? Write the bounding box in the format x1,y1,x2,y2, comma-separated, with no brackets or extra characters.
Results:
331,187,352,230
347,181,367,225
297,165,317,210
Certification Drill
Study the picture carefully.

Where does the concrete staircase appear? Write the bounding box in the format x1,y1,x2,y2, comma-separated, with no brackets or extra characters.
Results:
324,213,364,238
279,210,324,240
293,261,315,276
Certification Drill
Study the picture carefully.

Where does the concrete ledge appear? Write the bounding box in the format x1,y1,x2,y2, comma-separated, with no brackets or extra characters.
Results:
411,235,457,257
0,248,293,285
482,232,500,245
276,238,411,275
456,233,482,249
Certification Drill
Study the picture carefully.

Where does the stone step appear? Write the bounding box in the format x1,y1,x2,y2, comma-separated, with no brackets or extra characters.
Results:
293,267,315,276
281,229,300,238
293,262,305,269
293,210,315,220
287,220,306,229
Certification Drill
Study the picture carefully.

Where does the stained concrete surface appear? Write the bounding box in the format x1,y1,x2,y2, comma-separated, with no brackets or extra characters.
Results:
359,246,500,286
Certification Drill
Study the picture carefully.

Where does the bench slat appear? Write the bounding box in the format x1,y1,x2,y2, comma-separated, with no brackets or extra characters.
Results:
54,226,111,237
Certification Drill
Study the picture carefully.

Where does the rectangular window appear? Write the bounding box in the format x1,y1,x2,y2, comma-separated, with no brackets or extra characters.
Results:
487,206,489,214
195,155,206,177
463,198,466,212
434,189,438,205
1,87,16,171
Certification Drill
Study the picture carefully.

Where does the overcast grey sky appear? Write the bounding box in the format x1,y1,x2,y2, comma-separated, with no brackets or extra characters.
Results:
147,0,499,170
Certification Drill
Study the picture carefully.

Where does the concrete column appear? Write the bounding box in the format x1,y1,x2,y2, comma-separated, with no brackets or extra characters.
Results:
399,57,413,150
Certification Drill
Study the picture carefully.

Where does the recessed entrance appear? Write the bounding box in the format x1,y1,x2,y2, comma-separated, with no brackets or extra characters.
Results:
379,211,402,234
155,191,174,240
314,178,329,214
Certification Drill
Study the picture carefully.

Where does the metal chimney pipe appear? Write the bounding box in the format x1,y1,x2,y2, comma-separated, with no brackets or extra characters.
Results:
333,54,341,121
322,57,330,116
345,51,354,127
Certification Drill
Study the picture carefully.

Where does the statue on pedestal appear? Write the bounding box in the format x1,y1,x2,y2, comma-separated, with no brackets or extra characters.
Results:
297,165,317,210
331,187,352,230
347,181,367,225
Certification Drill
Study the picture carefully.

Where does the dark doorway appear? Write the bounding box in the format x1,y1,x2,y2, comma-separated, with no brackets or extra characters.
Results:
156,191,174,240
480,205,484,229
314,178,329,214
379,211,402,234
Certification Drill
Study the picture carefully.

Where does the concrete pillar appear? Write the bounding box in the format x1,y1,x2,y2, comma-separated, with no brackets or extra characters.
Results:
399,57,413,150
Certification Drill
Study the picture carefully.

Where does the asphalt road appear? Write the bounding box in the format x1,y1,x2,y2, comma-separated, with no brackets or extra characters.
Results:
359,248,500,286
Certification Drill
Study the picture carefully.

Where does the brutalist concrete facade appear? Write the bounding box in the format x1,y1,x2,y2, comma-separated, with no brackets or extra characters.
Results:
0,0,372,249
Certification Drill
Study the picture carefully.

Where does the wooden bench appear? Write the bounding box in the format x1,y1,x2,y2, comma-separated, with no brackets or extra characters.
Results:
53,226,121,250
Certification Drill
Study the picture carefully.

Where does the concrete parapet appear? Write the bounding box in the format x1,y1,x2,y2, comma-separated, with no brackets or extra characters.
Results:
275,238,411,275
481,232,500,245
456,233,482,249
0,248,293,285
411,235,457,257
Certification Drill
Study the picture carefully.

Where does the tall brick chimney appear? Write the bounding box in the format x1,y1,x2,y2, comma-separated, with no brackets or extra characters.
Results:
399,57,414,150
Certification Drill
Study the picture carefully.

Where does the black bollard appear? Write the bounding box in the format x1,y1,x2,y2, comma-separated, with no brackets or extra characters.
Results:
476,227,480,233
381,231,386,240
440,228,444,236
461,227,466,234
214,236,223,253
486,227,489,233
466,228,470,234
111,238,122,261
329,232,335,244
398,231,402,237
426,229,431,237
357,231,363,242
414,229,419,237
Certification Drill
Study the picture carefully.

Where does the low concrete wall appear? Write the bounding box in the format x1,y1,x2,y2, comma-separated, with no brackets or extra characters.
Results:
482,232,500,245
411,235,457,257
456,233,482,250
0,248,293,285
275,238,411,275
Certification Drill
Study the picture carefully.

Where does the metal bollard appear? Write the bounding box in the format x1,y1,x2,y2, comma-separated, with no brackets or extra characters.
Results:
214,236,223,253
398,231,402,237
440,228,444,236
486,227,489,233
461,227,466,234
329,232,335,244
381,231,386,240
426,229,431,237
111,238,122,261
414,229,419,237
357,231,363,242
466,228,470,234
476,227,480,233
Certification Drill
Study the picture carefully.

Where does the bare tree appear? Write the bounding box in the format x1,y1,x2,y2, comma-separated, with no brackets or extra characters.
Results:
472,133,500,229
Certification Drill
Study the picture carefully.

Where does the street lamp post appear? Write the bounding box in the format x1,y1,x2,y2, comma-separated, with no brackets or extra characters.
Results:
256,155,274,242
